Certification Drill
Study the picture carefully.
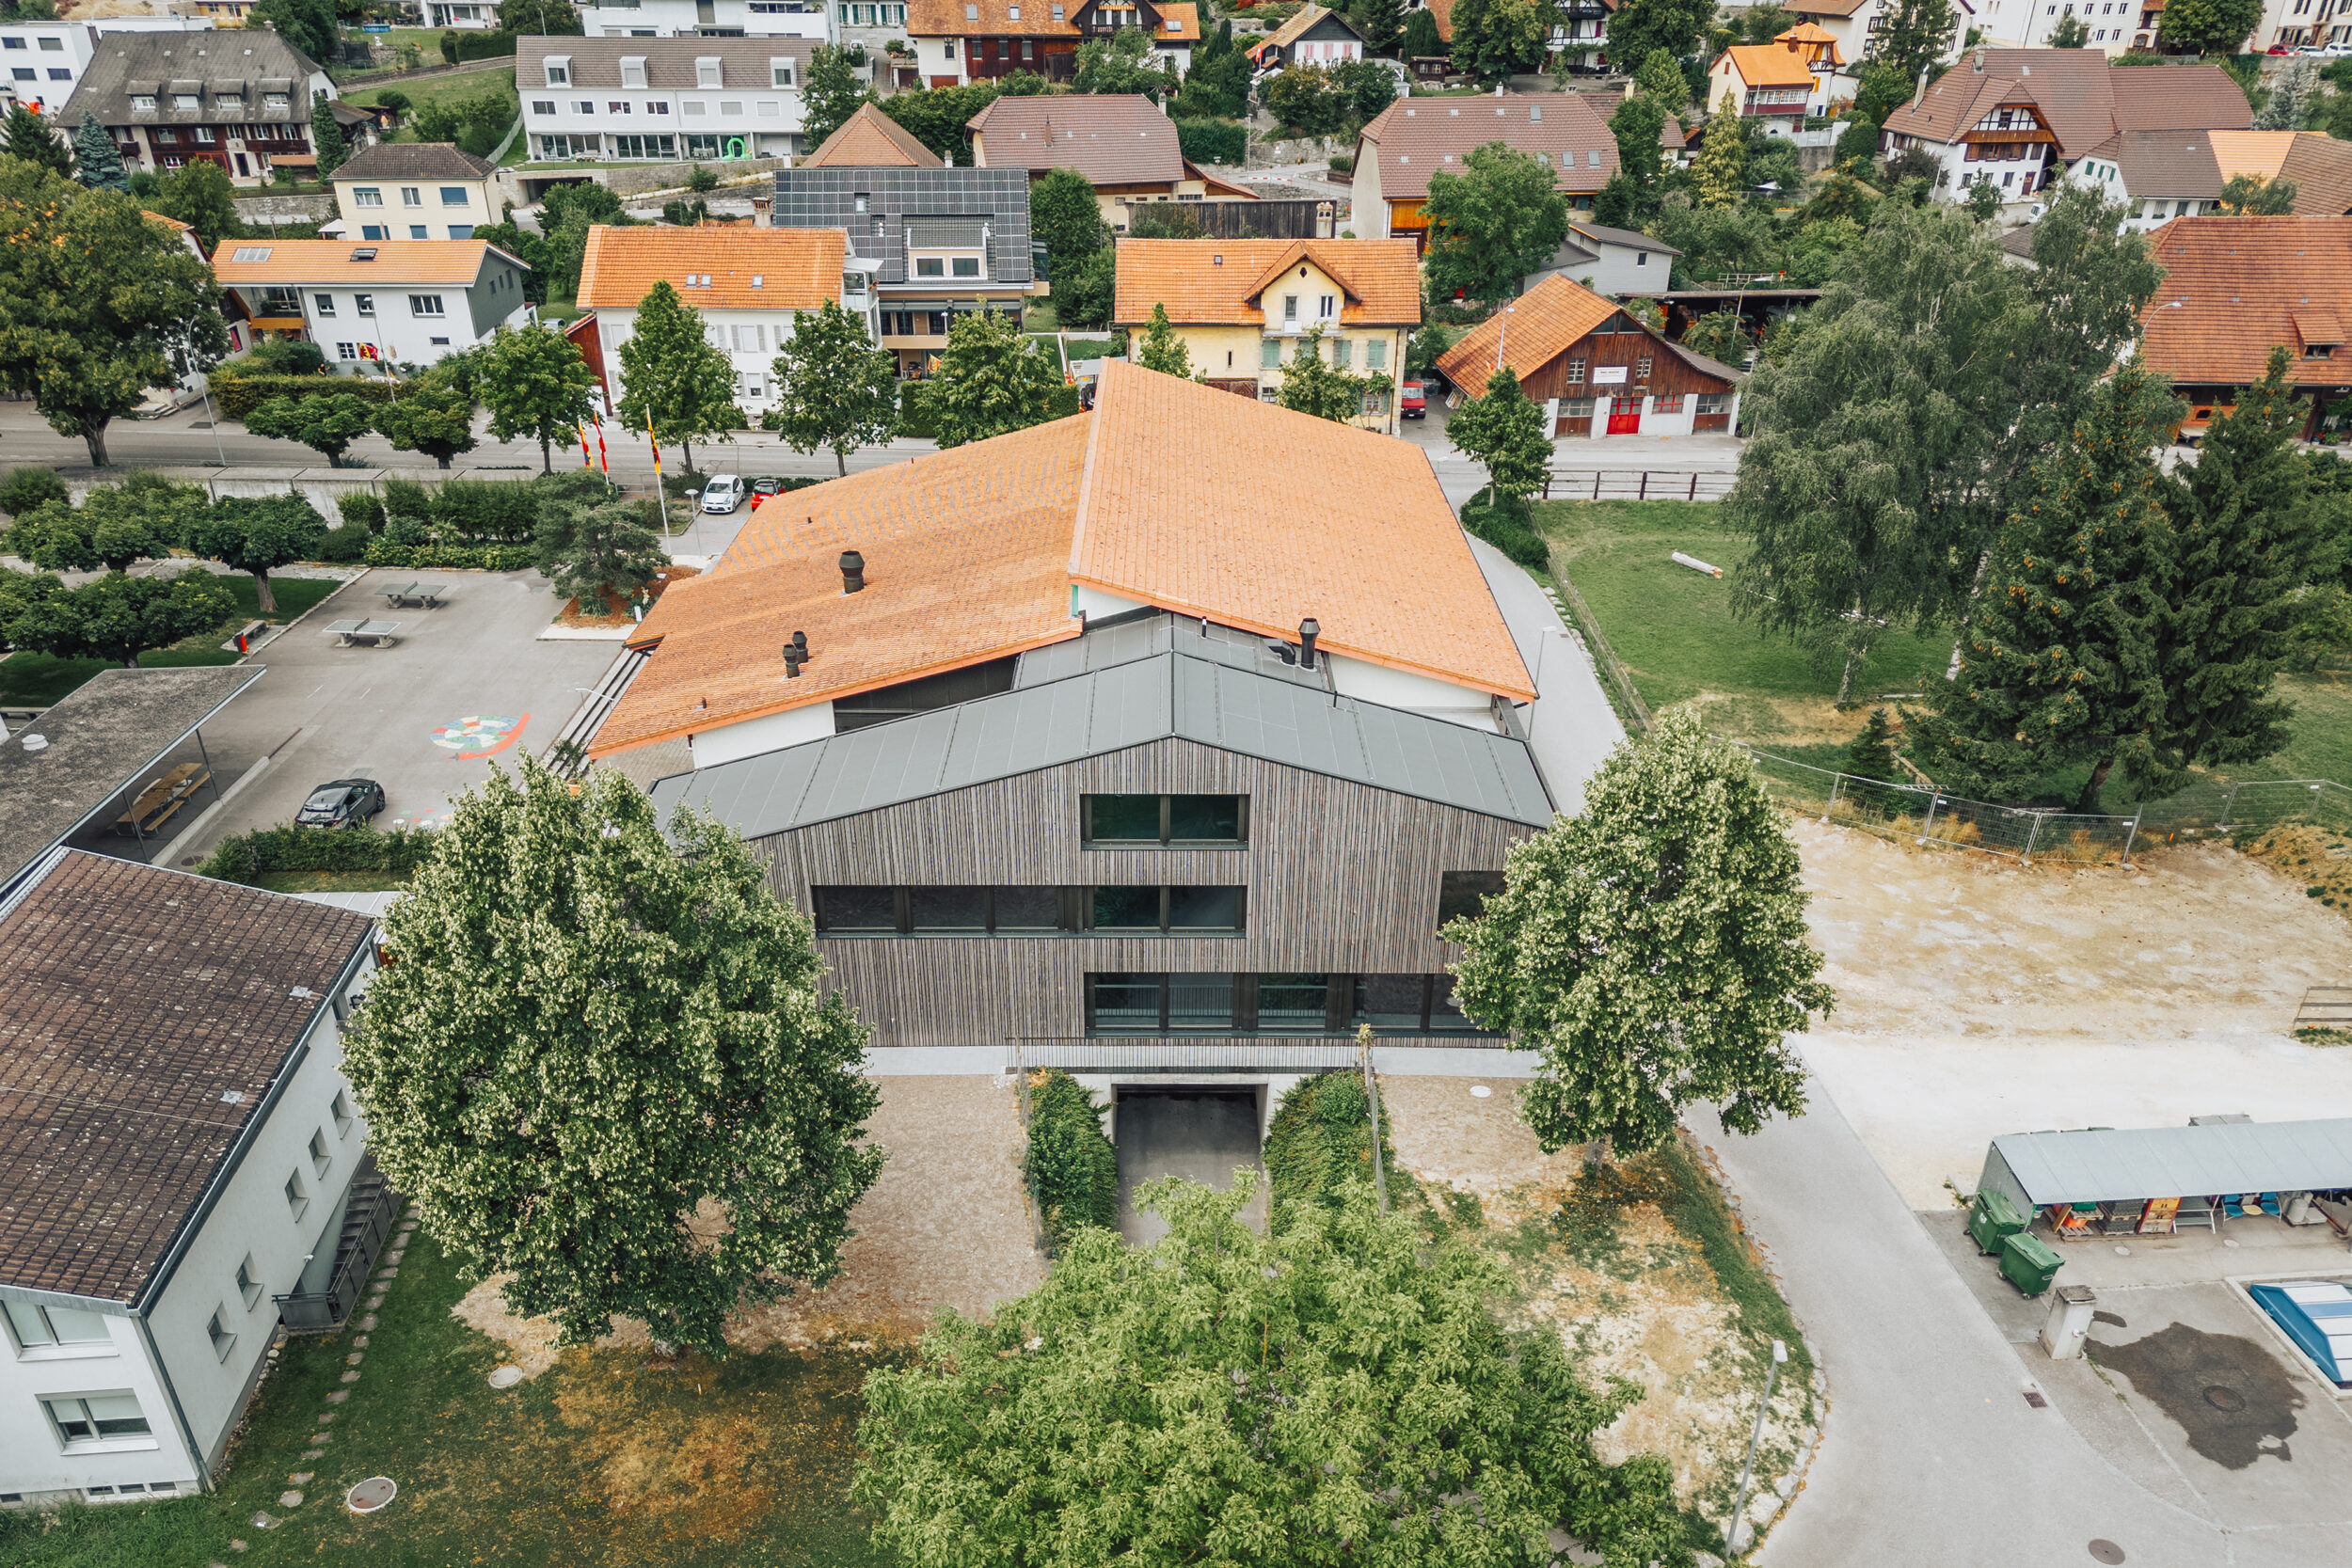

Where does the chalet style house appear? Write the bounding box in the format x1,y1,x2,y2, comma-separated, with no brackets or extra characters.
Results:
907,0,1199,88
56,29,361,186
1436,273,1741,439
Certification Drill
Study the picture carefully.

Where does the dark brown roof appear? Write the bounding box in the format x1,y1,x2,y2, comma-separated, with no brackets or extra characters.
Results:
2277,133,2352,217
968,93,1185,187
330,142,497,182
0,852,373,1306
1355,92,1619,202
2140,214,2352,388
60,30,323,131
1883,51,2249,161
2080,130,2228,200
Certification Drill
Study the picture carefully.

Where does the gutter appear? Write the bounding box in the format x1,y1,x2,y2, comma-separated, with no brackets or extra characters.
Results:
132,1311,212,1494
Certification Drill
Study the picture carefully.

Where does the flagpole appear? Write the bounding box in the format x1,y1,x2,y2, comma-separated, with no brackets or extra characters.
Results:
648,416,677,556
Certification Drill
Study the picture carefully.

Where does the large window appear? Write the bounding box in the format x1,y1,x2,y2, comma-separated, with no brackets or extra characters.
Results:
43,1394,150,1446
1083,974,1496,1036
813,884,1243,935
1437,870,1505,928
1082,793,1247,846
6,1300,110,1351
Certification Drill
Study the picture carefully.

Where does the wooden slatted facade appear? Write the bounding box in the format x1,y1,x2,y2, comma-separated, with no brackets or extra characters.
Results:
1522,325,1740,437
740,736,1542,1053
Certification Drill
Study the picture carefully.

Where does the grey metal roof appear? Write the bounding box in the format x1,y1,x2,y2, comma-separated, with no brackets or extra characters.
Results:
62,31,323,130
1014,610,1327,690
769,166,1033,286
1990,1119,2352,1206
651,649,1552,837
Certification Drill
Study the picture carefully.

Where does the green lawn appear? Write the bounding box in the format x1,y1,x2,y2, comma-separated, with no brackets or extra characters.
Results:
0,575,345,709
340,68,517,141
0,1232,892,1568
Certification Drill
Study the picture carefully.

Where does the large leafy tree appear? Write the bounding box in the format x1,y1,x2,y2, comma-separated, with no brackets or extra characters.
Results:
1449,365,1551,506
3,567,235,666
1073,26,1175,100
183,493,326,613
1275,325,1377,423
2158,0,2262,55
856,1177,1691,1568
72,113,126,192
1261,67,1348,137
1055,247,1116,331
2217,172,2296,214
1600,0,1710,77
1422,142,1568,306
0,565,63,653
0,166,230,467
1030,166,1107,286
1448,0,1549,84
1601,94,1669,225
342,758,883,1357
1,102,72,179
481,320,602,475
1871,0,1955,94
2150,348,2329,780
925,308,1061,449
764,298,898,476
253,0,339,66
1907,362,2180,810
376,374,481,468
1450,708,1831,1159
497,0,582,30
244,391,380,467
1133,302,1192,378
615,279,742,476
802,44,875,151
149,159,243,252
4,472,203,573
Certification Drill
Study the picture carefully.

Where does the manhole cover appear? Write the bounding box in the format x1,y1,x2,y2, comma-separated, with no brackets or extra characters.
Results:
2089,1541,2126,1564
345,1476,397,1514
488,1365,525,1388
2203,1385,2247,1412
1470,1085,1492,1099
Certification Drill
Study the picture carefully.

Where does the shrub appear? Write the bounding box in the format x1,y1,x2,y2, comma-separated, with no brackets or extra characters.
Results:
441,28,515,64
1328,151,1354,175
362,539,535,570
432,478,538,542
1460,494,1549,569
215,374,395,422
689,165,719,193
315,523,373,562
1263,1069,1397,1232
336,489,386,532
381,475,433,528
1174,117,1247,166
0,466,68,518
897,382,936,440
199,822,439,884
1022,1070,1119,1252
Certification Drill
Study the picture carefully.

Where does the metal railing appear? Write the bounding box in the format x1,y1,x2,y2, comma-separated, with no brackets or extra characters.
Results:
1542,469,1736,502
273,1163,399,1334
1732,743,2352,866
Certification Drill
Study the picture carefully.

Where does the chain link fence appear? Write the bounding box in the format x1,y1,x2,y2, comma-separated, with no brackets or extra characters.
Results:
1731,742,2352,866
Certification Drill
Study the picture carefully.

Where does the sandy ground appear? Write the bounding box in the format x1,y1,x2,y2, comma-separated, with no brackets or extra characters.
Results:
1789,820,2352,1208
454,1075,1046,1368
1380,1077,1814,1528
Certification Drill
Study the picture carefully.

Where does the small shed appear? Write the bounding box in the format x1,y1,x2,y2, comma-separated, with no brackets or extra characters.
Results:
1979,1118,2352,1217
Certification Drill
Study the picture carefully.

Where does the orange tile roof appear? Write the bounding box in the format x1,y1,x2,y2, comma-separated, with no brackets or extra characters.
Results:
1435,273,1619,393
2141,215,2352,388
1776,21,1838,43
591,418,1089,757
1071,361,1532,702
576,225,846,311
210,239,507,285
1423,0,1454,41
1111,237,1422,326
1719,42,1818,90
1158,1,1201,40
798,102,943,168
141,210,191,231
907,0,1081,36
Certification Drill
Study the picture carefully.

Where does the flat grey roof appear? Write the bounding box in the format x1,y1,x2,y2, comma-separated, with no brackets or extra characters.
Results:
651,648,1552,838
0,667,262,893
1990,1119,2352,1206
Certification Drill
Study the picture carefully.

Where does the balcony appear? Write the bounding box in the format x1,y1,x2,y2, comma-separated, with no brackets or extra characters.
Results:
272,1153,398,1335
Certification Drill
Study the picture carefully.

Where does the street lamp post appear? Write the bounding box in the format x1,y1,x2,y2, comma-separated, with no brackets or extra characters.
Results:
1725,1338,1788,1559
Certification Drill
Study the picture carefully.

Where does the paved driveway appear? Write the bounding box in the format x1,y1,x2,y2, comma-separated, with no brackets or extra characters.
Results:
170,567,620,863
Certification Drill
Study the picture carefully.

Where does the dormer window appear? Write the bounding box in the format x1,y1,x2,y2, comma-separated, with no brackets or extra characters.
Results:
545,56,571,86
173,93,200,109
1008,3,1021,16
696,56,723,87
1051,3,1063,15
131,94,156,111
621,55,646,88
215,92,243,110
262,91,288,109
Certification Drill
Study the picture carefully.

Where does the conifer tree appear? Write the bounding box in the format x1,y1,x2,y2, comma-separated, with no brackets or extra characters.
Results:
1692,90,1747,208
1133,302,1193,378
310,90,348,178
72,114,126,191
1906,361,2179,810
0,102,72,180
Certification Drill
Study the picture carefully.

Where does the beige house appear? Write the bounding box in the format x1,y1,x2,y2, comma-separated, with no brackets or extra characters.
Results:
329,143,501,243
1112,237,1421,432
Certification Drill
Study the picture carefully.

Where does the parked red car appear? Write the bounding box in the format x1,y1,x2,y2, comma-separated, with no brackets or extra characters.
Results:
1401,380,1426,420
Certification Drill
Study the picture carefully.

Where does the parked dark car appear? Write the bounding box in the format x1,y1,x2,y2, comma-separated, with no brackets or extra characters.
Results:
295,778,386,828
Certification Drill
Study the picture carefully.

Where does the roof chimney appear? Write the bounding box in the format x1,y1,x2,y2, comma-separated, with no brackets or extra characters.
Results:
783,641,804,678
790,628,810,663
751,196,772,228
840,549,865,594
1298,616,1320,671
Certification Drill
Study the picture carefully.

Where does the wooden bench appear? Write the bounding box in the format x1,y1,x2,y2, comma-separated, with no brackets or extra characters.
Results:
114,762,212,836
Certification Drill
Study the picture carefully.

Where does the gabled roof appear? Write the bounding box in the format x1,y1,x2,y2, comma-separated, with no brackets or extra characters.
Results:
1436,273,1741,397
907,0,1082,36
2139,215,2352,388
515,33,816,90
211,239,516,286
330,142,496,183
0,851,373,1306
1356,92,1619,200
799,102,943,168
1776,21,1840,43
1249,3,1361,56
578,225,846,311
1718,42,1818,90
2081,129,2227,200
1568,219,1680,256
2092,127,2352,212
1883,50,2249,161
60,28,320,129
1112,236,1422,326
590,362,1532,756
969,93,1186,187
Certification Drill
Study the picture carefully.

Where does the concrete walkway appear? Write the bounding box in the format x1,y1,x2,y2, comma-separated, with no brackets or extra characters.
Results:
1464,533,1622,815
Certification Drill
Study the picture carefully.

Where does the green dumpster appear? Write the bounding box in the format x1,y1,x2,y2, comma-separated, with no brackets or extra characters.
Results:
1969,1189,2027,1255
2000,1231,2065,1297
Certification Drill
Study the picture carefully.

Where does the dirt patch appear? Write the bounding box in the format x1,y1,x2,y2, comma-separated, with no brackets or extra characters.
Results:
555,562,698,627
2090,1323,2305,1470
2242,821,2352,921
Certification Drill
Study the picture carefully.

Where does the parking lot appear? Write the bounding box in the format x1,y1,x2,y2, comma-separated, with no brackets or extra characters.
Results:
171,566,621,863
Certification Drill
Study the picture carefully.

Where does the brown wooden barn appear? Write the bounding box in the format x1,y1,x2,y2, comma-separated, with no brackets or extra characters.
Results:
1436,274,1742,439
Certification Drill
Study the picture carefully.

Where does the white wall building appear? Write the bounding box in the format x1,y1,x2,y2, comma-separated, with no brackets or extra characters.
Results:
518,34,815,163
213,239,532,370
0,853,379,1508
579,0,835,40
2,14,216,115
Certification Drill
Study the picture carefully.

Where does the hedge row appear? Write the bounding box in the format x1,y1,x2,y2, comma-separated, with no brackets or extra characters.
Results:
439,28,517,63
1263,1070,1398,1232
1174,118,1247,166
1460,495,1550,570
362,539,535,570
201,823,439,883
1023,1069,1119,1253
215,375,397,422
897,381,1082,443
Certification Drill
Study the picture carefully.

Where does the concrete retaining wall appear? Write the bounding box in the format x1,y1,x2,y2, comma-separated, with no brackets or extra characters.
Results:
233,194,339,227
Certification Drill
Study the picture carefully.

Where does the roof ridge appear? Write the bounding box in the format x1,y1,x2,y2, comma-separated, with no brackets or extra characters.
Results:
1068,359,1113,584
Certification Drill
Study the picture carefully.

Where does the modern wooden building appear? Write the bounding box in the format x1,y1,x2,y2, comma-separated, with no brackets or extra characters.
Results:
586,361,1561,1072
1436,273,1741,438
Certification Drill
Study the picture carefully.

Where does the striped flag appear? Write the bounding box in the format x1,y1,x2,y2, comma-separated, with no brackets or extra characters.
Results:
578,423,593,469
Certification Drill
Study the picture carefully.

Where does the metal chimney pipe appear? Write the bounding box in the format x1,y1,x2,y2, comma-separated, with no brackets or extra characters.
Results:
790,629,810,664
839,550,865,594
1299,617,1320,670
783,641,803,678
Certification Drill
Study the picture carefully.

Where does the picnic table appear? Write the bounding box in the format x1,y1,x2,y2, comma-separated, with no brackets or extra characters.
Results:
114,761,212,837
325,618,403,648
379,581,448,609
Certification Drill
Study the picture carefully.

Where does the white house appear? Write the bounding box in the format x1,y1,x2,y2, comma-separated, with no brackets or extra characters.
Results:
212,239,532,369
579,0,837,41
517,34,815,164
420,1,501,26
576,223,874,420
2064,127,2352,229
2,15,219,115
0,852,380,1508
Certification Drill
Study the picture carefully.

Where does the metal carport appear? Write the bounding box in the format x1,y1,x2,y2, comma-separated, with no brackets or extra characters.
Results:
1979,1119,2352,1216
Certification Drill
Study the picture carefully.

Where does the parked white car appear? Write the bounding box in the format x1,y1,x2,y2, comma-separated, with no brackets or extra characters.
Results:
700,474,745,515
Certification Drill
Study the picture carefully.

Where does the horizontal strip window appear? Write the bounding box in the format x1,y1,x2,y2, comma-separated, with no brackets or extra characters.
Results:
1084,973,1499,1036
813,885,1245,935
1082,793,1248,846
